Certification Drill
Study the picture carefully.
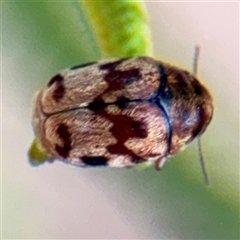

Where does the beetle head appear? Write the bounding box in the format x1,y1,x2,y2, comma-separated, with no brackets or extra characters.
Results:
156,63,213,155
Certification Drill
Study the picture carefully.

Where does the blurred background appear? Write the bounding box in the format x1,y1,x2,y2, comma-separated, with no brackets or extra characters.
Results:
2,1,239,239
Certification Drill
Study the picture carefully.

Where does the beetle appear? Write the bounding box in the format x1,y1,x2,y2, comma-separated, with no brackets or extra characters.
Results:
29,56,213,170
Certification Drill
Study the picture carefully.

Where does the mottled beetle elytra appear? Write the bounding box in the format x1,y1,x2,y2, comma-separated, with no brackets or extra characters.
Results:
29,55,213,173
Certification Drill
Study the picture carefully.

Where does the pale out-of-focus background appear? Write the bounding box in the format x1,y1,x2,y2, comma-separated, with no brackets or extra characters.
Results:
2,2,239,239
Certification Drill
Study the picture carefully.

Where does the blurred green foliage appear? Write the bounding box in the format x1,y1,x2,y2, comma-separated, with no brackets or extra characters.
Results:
80,1,152,58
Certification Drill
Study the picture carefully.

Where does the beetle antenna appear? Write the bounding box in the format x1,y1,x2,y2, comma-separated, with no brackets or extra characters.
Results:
193,45,210,185
197,137,209,185
193,45,200,76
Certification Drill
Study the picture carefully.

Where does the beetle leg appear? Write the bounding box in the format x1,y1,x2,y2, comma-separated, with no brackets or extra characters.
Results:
155,157,167,171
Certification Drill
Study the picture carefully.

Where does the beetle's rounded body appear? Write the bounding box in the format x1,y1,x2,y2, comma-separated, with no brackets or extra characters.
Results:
31,57,213,169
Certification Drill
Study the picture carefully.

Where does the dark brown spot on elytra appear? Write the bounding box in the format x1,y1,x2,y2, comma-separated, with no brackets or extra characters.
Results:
88,59,142,108
81,156,108,166
100,58,141,90
52,84,65,102
104,69,141,91
55,145,71,159
96,109,147,163
48,74,63,87
55,124,72,158
48,74,66,102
